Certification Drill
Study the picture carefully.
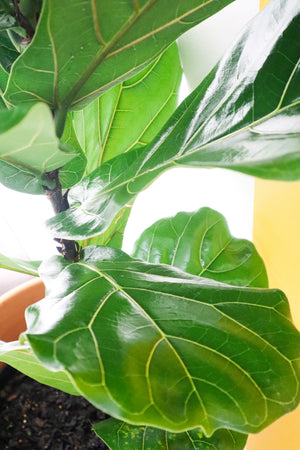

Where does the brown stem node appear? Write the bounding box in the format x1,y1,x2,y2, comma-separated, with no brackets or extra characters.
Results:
43,170,80,262
12,0,35,38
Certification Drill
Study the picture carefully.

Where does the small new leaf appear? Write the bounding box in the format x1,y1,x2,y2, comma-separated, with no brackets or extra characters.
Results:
94,418,248,450
132,207,268,288
0,103,78,193
0,340,79,395
0,252,40,276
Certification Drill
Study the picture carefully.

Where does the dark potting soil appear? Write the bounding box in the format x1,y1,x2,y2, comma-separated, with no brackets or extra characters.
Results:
0,366,109,450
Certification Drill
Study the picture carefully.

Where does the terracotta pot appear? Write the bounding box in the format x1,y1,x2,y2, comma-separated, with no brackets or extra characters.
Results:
0,278,45,369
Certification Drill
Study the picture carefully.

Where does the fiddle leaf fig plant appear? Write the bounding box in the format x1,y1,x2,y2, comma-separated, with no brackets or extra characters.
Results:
0,0,299,449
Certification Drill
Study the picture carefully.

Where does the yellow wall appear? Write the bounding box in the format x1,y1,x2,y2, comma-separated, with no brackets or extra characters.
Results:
259,0,270,7
247,3,300,450
253,180,300,329
247,181,300,450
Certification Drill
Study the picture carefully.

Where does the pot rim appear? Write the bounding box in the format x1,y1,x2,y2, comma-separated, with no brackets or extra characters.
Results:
0,277,44,306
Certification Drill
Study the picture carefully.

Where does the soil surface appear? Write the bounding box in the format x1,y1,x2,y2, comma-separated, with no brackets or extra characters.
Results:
0,366,109,449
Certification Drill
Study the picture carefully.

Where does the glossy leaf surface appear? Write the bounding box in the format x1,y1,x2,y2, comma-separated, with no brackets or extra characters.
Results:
81,204,132,250
22,246,299,434
132,207,268,288
4,0,234,113
0,252,40,276
0,102,78,193
0,340,79,395
47,0,300,240
72,44,182,171
94,418,247,450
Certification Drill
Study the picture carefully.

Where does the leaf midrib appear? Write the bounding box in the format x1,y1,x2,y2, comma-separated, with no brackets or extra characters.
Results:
107,278,295,369
178,50,300,158
86,98,300,204
128,52,300,181
59,0,159,111
78,262,295,406
74,261,300,422
59,0,221,110
78,260,209,424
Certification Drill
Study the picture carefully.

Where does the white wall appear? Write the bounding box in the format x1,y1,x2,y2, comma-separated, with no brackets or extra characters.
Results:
0,186,55,293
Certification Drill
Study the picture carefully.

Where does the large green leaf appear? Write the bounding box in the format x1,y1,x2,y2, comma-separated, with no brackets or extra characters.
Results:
0,340,79,395
13,246,299,435
74,44,181,248
0,252,40,275
47,0,300,240
0,102,78,193
72,43,182,172
4,0,234,121
94,418,247,450
132,207,268,288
